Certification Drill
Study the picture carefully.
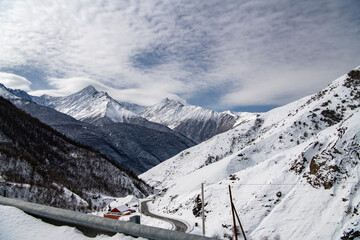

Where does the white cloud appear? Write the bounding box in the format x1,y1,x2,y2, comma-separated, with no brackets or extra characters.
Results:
0,72,32,91
0,0,359,110
29,77,105,97
219,66,346,107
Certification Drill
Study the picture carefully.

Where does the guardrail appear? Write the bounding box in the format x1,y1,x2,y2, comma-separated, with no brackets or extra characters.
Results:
0,196,215,240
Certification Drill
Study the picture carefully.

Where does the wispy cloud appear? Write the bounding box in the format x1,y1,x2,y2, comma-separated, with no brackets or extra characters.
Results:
0,72,32,91
0,0,359,110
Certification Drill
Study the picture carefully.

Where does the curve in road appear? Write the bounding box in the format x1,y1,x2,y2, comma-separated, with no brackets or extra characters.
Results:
140,200,188,232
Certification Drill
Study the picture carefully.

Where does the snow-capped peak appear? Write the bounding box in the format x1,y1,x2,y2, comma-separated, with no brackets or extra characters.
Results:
160,97,185,106
70,85,109,100
78,85,97,94
34,85,141,125
141,97,252,143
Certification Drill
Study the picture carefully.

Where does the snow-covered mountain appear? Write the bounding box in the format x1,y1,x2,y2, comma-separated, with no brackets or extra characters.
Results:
35,86,251,143
33,86,142,125
141,98,254,143
2,82,255,146
0,84,195,174
3,83,251,144
140,67,360,239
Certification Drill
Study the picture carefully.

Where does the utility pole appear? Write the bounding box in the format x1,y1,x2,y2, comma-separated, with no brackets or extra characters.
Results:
232,203,247,240
228,185,247,240
201,183,205,236
229,185,238,240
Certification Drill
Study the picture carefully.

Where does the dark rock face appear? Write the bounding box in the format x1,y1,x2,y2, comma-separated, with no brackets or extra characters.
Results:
0,97,152,212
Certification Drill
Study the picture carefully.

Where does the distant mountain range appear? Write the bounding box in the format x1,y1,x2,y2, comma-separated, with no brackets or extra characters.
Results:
0,96,151,212
0,84,196,174
0,82,251,173
140,67,360,239
16,85,245,144
142,98,253,143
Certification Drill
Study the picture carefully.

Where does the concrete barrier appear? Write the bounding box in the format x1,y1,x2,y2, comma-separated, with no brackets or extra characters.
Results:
0,196,215,240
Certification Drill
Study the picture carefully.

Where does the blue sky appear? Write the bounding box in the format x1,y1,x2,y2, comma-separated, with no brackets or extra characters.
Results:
0,0,359,112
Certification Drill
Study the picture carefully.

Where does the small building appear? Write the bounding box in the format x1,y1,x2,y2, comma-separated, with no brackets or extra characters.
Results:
103,205,135,220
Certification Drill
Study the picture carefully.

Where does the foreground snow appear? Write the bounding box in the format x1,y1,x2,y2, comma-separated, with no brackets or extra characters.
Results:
0,205,146,240
0,195,178,240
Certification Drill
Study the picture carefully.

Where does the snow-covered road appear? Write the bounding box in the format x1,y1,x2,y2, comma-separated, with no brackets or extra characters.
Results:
140,200,188,232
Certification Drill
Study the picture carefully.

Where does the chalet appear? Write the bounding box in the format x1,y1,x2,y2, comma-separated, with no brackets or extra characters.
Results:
103,205,136,220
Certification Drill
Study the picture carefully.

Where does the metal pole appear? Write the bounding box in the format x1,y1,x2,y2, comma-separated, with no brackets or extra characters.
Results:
228,185,238,240
201,183,205,236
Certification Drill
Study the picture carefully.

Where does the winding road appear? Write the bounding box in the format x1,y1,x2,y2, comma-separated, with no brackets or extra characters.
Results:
140,200,188,232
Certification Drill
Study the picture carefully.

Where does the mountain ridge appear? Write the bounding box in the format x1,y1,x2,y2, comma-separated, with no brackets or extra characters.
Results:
32,85,141,125
2,83,251,144
141,97,253,143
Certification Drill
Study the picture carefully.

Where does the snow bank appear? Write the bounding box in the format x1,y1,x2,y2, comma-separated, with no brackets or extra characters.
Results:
0,205,146,240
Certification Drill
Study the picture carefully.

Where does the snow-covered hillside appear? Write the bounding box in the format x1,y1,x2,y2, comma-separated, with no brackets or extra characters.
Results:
141,68,360,239
142,98,254,143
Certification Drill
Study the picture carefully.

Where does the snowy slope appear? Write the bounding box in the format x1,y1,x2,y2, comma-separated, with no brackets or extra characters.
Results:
141,68,360,239
142,98,207,129
34,86,140,125
119,101,147,115
142,98,255,143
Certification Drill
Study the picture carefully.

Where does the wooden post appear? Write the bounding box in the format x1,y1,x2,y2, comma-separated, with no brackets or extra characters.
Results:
201,183,205,235
229,185,238,240
229,185,247,240
232,202,247,240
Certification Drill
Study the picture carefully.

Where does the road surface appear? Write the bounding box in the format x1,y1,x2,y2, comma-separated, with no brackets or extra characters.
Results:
140,200,188,232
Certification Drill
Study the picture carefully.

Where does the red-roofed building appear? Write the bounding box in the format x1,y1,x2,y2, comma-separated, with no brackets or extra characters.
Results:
103,206,135,220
